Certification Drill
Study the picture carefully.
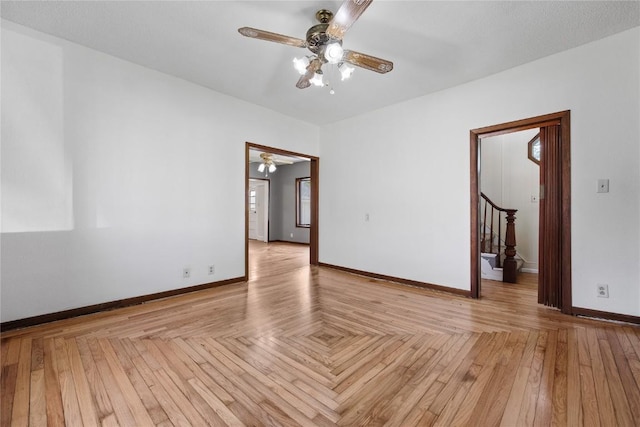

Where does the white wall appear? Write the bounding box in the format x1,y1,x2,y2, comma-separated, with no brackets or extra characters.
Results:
319,27,640,316
1,21,319,322
481,130,540,270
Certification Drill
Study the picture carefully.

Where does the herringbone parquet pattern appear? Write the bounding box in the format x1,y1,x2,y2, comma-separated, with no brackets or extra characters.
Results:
2,241,640,426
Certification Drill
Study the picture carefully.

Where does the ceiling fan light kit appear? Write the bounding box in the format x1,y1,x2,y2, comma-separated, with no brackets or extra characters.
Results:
258,153,277,177
238,0,392,93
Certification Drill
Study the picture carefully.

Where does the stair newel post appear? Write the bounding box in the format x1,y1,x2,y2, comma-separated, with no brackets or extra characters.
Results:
503,209,518,283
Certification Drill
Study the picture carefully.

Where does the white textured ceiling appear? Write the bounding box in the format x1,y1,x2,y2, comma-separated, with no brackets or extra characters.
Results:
2,1,639,125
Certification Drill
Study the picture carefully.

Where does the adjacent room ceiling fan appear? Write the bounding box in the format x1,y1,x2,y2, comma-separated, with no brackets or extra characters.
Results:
238,0,393,90
257,153,277,175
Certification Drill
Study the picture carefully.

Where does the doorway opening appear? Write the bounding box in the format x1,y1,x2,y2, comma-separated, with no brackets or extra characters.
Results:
479,129,540,283
245,142,319,280
470,111,572,314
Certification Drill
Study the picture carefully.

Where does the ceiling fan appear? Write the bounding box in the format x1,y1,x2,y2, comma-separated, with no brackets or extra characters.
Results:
238,0,393,90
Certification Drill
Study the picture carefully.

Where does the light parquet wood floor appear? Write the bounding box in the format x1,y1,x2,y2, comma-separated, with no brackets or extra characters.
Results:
2,241,640,426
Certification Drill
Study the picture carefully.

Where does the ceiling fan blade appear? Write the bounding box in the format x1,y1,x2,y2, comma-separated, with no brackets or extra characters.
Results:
343,50,393,73
326,0,373,40
238,27,307,48
296,58,323,89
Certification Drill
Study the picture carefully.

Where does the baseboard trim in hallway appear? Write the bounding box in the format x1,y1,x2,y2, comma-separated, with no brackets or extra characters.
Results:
319,262,471,297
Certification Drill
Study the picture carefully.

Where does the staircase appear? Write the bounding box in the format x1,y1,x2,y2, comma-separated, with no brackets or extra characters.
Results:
481,251,525,282
480,193,521,283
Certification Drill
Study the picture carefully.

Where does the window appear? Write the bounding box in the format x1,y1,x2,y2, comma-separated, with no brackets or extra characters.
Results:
528,133,541,165
296,177,311,228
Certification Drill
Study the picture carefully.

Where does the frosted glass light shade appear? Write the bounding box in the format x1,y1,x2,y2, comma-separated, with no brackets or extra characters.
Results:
293,56,310,75
310,71,324,87
339,63,355,81
324,43,344,64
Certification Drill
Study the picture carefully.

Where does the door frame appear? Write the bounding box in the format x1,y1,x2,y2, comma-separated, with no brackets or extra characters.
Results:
245,142,319,279
470,111,572,314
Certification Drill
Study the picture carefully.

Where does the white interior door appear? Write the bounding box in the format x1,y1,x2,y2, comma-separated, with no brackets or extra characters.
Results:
248,182,258,240
249,179,269,242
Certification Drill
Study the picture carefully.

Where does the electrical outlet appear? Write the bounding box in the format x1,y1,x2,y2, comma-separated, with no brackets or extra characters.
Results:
290,233,293,238
597,284,609,298
208,265,215,275
183,267,191,279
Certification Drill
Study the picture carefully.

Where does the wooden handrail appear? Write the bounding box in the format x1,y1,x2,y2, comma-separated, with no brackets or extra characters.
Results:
480,193,518,283
481,192,508,211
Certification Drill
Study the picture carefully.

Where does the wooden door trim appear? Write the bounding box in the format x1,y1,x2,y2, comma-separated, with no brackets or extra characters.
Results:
470,111,571,314
245,142,319,279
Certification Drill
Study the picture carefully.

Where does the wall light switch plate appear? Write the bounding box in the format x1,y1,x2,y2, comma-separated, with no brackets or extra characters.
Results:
597,179,609,193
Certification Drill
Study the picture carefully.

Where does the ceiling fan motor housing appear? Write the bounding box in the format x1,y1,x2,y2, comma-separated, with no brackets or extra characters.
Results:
306,10,341,55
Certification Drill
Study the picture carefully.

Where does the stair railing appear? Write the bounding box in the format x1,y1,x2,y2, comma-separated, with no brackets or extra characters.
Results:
480,192,518,283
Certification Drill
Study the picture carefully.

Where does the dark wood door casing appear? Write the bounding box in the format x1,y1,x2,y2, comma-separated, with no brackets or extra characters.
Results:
470,111,571,314
539,124,563,308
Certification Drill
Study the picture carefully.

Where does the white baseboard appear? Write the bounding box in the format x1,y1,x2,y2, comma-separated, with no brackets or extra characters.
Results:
521,268,539,274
